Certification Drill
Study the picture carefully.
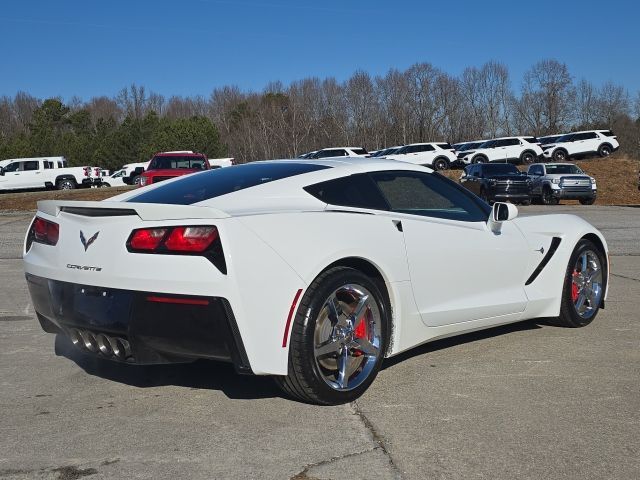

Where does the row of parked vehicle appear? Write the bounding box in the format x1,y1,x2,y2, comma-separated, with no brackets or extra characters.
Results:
0,152,236,192
459,162,597,205
299,129,619,172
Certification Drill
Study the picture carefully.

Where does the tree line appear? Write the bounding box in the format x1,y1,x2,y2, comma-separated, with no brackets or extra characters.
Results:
1,59,639,169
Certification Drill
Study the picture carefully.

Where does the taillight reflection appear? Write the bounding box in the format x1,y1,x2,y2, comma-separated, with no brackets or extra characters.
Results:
164,226,218,252
129,228,168,251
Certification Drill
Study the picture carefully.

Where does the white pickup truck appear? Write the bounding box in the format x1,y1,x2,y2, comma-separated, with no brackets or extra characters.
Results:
0,157,101,191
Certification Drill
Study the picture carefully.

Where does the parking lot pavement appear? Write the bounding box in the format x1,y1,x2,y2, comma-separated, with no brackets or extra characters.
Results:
1,207,639,480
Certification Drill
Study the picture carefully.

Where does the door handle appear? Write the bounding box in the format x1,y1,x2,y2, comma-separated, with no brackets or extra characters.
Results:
392,220,403,232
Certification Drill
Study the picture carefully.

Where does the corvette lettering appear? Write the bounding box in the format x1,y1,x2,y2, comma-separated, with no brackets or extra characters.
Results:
66,264,102,272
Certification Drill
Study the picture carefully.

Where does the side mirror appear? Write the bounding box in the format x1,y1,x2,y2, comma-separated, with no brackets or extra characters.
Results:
488,202,518,234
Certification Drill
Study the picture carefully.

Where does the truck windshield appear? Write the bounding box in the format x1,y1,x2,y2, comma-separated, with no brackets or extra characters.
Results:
545,164,583,174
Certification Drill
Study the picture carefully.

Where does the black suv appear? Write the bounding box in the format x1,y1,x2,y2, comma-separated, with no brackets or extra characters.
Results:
460,163,532,205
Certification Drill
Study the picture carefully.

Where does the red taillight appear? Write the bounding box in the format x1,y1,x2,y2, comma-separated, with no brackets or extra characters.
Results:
32,217,59,246
128,228,167,251
83,166,90,177
94,167,100,176
163,226,218,252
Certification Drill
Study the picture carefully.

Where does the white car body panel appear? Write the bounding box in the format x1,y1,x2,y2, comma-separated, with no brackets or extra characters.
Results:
23,159,609,376
385,143,457,167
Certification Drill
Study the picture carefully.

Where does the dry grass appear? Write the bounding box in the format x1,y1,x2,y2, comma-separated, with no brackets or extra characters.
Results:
0,186,135,212
441,155,640,205
1,156,639,211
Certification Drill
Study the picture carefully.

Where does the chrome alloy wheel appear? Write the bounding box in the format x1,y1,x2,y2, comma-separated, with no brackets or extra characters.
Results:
571,250,603,320
313,284,382,391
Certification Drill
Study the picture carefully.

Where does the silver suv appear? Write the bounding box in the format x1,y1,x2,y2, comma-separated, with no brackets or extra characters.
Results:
527,163,596,205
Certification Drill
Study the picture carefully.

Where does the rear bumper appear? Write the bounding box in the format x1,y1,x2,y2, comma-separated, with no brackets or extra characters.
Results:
26,273,252,373
491,193,531,202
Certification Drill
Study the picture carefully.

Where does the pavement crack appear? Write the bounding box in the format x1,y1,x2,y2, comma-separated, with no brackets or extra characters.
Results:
290,447,379,480
611,273,640,283
350,400,403,479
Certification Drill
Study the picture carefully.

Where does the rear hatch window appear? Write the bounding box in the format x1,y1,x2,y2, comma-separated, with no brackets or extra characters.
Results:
128,162,330,205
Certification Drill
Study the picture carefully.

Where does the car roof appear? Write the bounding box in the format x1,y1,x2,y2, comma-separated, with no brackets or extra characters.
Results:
153,152,205,157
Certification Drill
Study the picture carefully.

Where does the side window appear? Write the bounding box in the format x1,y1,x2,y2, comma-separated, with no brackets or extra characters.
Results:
4,162,20,172
404,145,418,153
58,161,64,168
583,132,598,139
423,144,435,151
304,174,389,210
493,139,506,147
369,171,489,222
23,161,39,171
505,138,520,146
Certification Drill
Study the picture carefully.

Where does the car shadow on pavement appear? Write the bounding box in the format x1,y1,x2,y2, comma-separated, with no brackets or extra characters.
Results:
382,319,545,371
54,334,282,400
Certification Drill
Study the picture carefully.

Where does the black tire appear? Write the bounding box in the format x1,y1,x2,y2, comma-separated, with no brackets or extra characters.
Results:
133,175,142,186
56,178,76,190
101,182,111,188
552,149,568,162
598,144,612,157
552,239,607,328
541,186,559,205
433,157,449,171
473,155,488,164
579,197,596,205
520,199,532,206
520,151,536,164
275,266,390,405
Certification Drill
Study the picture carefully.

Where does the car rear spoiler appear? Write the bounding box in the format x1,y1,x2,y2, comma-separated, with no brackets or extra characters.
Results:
37,200,230,221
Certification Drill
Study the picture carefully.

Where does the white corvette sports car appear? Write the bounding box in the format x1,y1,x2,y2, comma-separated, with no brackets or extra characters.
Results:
24,159,609,405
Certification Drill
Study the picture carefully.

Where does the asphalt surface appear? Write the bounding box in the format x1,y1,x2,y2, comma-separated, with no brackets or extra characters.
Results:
0,206,639,480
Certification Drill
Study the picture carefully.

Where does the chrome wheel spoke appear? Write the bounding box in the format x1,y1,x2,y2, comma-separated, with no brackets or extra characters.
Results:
351,295,369,328
354,337,377,356
315,338,342,358
575,291,587,312
327,294,343,325
337,346,349,389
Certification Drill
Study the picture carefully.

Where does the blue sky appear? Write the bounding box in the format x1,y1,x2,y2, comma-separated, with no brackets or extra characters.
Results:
1,0,638,100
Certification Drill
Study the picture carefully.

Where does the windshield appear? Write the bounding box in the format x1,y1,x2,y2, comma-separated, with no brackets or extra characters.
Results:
149,155,207,170
483,164,521,175
545,164,583,175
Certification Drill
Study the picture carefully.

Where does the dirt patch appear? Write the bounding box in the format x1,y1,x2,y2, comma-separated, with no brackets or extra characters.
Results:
0,186,135,212
441,156,640,205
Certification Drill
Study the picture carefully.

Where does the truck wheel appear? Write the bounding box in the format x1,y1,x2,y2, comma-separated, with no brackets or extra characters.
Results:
133,176,142,186
553,149,568,162
433,157,449,171
579,198,596,205
100,182,111,187
56,179,76,190
473,155,487,164
541,186,559,205
598,144,612,157
520,151,535,164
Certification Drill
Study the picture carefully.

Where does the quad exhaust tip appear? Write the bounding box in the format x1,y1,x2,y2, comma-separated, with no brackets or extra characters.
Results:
68,328,133,362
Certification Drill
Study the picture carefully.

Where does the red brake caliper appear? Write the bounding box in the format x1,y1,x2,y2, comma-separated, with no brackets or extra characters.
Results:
352,312,368,357
571,269,580,302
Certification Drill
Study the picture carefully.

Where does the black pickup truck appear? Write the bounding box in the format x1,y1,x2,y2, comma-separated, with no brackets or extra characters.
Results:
460,163,532,205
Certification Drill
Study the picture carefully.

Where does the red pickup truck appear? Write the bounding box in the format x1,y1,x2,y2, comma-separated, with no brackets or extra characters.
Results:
139,152,210,187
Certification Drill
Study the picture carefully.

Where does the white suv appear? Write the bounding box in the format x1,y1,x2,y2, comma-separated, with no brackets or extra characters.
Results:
542,130,619,162
461,136,543,165
384,142,457,170
311,147,369,158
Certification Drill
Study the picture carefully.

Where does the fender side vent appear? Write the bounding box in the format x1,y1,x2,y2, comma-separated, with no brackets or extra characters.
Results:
525,237,562,286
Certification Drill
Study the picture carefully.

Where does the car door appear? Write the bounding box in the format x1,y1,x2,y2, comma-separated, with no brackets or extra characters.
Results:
582,132,599,153
415,144,436,165
528,164,544,195
1,161,26,189
369,170,530,327
460,165,479,195
504,138,522,161
566,133,587,155
486,139,506,161
18,160,44,188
